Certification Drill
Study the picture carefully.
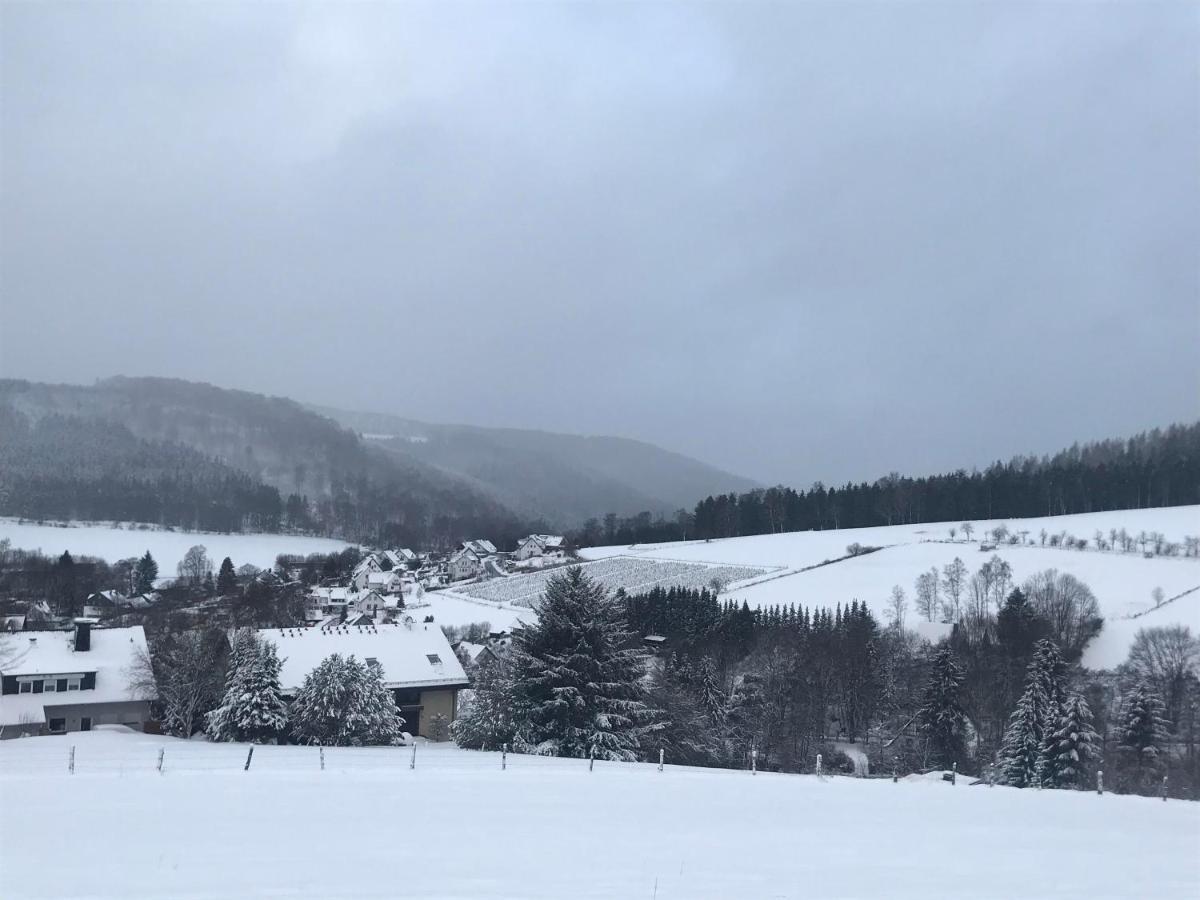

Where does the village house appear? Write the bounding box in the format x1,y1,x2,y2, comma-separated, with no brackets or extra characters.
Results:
460,539,498,558
258,619,469,740
0,620,157,739
447,547,483,582
513,534,566,561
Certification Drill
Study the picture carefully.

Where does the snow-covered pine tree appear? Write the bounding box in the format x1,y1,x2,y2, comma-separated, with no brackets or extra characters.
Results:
1117,681,1170,793
452,656,520,750
998,638,1070,787
998,678,1047,787
206,635,288,744
290,654,405,746
1038,692,1099,789
916,646,966,769
356,658,404,745
512,567,660,761
290,653,356,745
1030,639,1068,710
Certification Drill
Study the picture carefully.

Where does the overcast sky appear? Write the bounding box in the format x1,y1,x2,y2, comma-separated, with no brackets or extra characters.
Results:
2,2,1196,485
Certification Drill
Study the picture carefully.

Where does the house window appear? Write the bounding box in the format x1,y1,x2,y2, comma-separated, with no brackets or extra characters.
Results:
57,679,68,692
32,681,43,694
426,654,442,665
48,718,66,733
67,679,80,691
19,681,32,694
80,718,92,731
44,680,56,692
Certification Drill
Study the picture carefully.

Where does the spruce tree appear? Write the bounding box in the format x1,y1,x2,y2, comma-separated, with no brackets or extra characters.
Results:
216,557,238,595
998,680,1047,787
1039,693,1099,789
997,639,1071,787
1117,682,1170,793
134,551,158,594
512,567,659,760
290,654,405,746
916,646,967,769
207,635,288,744
452,657,520,750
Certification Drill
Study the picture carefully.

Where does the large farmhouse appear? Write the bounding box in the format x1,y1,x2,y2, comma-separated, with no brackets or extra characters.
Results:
513,534,565,561
0,621,156,739
258,620,469,740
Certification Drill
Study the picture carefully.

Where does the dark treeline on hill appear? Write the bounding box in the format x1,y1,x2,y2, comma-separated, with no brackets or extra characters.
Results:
0,406,283,532
0,378,528,548
574,423,1200,545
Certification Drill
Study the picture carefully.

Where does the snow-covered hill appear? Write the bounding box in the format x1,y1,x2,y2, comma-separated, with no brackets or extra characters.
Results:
0,518,352,572
0,729,1195,899
582,506,1200,669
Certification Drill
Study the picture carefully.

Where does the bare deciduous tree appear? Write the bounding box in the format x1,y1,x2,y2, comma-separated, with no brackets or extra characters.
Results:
914,569,940,622
177,544,213,586
1125,625,1200,730
940,557,967,621
1022,569,1103,660
887,585,907,632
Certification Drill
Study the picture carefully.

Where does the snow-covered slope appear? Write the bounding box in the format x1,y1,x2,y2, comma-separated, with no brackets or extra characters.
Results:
0,518,351,572
582,506,1200,669
0,729,1195,900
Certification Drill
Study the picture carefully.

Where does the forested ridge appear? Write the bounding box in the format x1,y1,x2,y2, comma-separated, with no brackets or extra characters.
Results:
578,423,1200,545
0,377,526,547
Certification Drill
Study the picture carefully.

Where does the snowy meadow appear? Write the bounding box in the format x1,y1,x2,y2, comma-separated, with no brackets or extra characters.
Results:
1,729,1196,900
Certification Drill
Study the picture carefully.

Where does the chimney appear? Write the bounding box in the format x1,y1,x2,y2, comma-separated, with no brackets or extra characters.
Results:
73,619,92,652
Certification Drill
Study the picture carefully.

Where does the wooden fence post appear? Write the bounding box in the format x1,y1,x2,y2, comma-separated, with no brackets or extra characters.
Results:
320,747,325,771
589,745,595,772
410,743,417,770
157,748,165,774
816,754,822,779
658,748,664,773
951,762,957,786
751,747,757,775
1097,769,1104,795
69,745,75,775
244,746,254,771
892,756,898,783
502,744,507,771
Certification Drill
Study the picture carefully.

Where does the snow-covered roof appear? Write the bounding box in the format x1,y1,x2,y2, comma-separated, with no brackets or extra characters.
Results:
259,621,469,693
366,571,400,587
0,626,155,726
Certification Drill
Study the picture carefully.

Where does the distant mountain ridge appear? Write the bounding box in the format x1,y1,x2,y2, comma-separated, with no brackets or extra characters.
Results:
0,377,758,543
309,405,761,526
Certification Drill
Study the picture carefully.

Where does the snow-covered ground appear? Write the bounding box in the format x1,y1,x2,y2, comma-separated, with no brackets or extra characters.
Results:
0,729,1196,900
412,590,534,632
581,506,1200,669
0,518,352,572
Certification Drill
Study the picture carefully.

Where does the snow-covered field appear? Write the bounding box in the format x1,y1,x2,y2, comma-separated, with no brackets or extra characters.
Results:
446,556,773,607
0,518,352,572
582,506,1200,669
1,729,1196,900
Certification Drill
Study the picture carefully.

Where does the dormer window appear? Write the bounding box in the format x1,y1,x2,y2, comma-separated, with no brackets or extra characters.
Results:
426,654,442,665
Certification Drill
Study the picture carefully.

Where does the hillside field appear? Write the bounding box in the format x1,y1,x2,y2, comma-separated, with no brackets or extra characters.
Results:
0,518,352,573
0,729,1196,900
580,506,1200,669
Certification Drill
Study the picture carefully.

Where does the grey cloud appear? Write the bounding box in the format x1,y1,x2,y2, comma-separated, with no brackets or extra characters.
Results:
2,2,1196,485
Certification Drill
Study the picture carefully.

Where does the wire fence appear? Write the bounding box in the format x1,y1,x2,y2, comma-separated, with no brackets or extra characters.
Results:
0,742,683,778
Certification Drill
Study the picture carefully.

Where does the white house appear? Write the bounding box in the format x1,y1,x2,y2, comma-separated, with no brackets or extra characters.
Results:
258,620,469,740
0,621,157,739
513,534,566,560
448,548,483,582
364,570,404,595
460,539,498,558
